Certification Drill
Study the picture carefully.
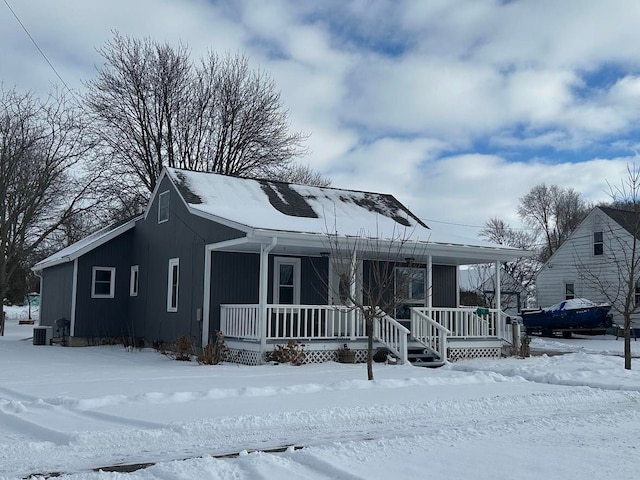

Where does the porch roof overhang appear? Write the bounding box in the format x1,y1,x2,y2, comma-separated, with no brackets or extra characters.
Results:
207,229,532,266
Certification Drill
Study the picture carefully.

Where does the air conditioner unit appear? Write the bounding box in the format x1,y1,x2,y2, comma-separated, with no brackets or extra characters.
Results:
33,326,53,346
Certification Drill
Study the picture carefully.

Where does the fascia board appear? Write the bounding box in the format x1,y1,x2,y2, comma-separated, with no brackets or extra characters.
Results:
32,217,139,271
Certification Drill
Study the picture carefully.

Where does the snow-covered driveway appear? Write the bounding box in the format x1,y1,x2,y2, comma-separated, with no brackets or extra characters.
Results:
1,316,640,479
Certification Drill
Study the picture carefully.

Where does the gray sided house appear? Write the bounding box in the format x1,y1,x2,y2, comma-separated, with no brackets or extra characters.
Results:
34,167,528,364
536,206,640,327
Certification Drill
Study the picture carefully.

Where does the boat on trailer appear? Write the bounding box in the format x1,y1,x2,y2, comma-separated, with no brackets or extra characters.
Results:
521,298,612,337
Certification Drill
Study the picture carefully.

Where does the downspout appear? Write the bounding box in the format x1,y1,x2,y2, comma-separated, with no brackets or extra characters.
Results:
427,255,433,314
259,237,278,357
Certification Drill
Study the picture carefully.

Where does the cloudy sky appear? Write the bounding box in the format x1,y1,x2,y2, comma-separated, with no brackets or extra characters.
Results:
2,0,639,239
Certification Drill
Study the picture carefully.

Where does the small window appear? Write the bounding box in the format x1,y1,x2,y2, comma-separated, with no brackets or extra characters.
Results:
167,258,179,312
593,231,603,256
130,265,139,297
565,283,575,300
92,267,116,298
636,280,640,306
158,191,170,223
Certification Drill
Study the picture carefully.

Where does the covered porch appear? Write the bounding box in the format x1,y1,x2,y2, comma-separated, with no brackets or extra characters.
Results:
201,232,522,365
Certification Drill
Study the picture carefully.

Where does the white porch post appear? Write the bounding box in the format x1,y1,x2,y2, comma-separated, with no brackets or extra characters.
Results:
427,255,433,315
455,265,460,307
202,248,212,347
349,248,357,340
495,260,501,311
259,238,278,352
495,260,502,338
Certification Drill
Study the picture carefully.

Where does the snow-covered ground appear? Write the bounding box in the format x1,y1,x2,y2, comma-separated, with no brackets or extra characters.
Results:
2,307,640,479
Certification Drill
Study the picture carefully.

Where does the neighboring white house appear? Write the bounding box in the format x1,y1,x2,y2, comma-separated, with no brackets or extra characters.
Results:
536,206,640,326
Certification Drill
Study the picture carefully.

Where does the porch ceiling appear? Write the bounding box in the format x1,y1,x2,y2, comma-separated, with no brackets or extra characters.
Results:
208,233,529,266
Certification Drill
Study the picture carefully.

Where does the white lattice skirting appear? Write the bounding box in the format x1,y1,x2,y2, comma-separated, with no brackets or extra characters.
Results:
224,348,263,366
225,346,368,365
447,346,501,362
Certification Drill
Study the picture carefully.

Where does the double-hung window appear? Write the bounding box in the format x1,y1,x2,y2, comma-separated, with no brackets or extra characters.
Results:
565,282,575,300
593,231,603,256
92,267,116,298
167,258,179,312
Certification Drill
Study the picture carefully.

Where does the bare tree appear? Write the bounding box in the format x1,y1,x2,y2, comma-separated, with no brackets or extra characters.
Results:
477,217,540,310
518,184,590,261
85,33,307,194
579,166,640,370
268,163,331,187
0,87,96,303
324,227,423,381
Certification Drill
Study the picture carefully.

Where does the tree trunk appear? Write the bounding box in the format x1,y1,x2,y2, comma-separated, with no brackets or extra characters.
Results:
367,317,374,381
625,313,632,370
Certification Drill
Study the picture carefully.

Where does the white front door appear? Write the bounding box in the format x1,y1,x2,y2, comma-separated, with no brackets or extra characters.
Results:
273,257,301,304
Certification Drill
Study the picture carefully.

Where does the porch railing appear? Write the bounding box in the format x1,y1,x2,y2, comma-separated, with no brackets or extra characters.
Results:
221,304,367,341
412,307,505,339
410,309,451,362
266,305,366,339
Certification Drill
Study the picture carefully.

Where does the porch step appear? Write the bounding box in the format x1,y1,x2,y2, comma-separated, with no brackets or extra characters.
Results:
407,345,444,367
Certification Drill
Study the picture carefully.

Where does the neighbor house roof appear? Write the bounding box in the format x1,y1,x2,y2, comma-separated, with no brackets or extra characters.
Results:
599,206,640,237
32,215,140,271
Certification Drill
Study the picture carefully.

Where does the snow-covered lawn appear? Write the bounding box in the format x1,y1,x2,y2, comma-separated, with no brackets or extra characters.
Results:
2,309,640,479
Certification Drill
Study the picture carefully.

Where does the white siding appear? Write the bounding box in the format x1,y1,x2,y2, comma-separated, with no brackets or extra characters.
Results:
536,207,640,326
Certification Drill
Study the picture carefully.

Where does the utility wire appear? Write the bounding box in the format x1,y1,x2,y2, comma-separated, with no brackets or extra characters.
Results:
3,0,77,100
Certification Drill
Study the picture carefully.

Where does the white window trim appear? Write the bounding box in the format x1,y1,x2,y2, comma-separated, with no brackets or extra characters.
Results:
593,231,604,256
564,282,575,300
273,257,301,304
130,265,139,297
167,257,179,312
158,190,170,224
92,267,116,299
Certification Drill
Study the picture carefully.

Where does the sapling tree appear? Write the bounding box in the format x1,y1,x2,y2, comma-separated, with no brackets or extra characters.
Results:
324,226,424,381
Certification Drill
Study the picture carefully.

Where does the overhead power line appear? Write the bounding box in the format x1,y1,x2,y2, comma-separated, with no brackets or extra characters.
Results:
3,0,76,98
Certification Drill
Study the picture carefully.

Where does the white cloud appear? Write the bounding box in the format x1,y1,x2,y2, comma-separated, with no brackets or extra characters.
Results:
3,0,640,244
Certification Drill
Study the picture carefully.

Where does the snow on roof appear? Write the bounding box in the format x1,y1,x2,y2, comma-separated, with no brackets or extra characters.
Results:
168,168,430,239
33,216,140,270
166,168,507,249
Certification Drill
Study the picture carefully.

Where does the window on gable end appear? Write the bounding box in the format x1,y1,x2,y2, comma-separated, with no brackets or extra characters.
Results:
158,191,170,223
593,231,603,256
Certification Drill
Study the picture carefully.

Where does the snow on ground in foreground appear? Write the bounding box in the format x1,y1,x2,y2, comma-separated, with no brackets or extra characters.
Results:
2,310,640,479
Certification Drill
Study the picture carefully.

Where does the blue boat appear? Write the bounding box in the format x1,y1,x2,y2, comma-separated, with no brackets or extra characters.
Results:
521,298,612,336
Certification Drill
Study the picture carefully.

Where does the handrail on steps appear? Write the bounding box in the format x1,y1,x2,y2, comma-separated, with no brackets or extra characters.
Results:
372,309,410,364
411,309,451,362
